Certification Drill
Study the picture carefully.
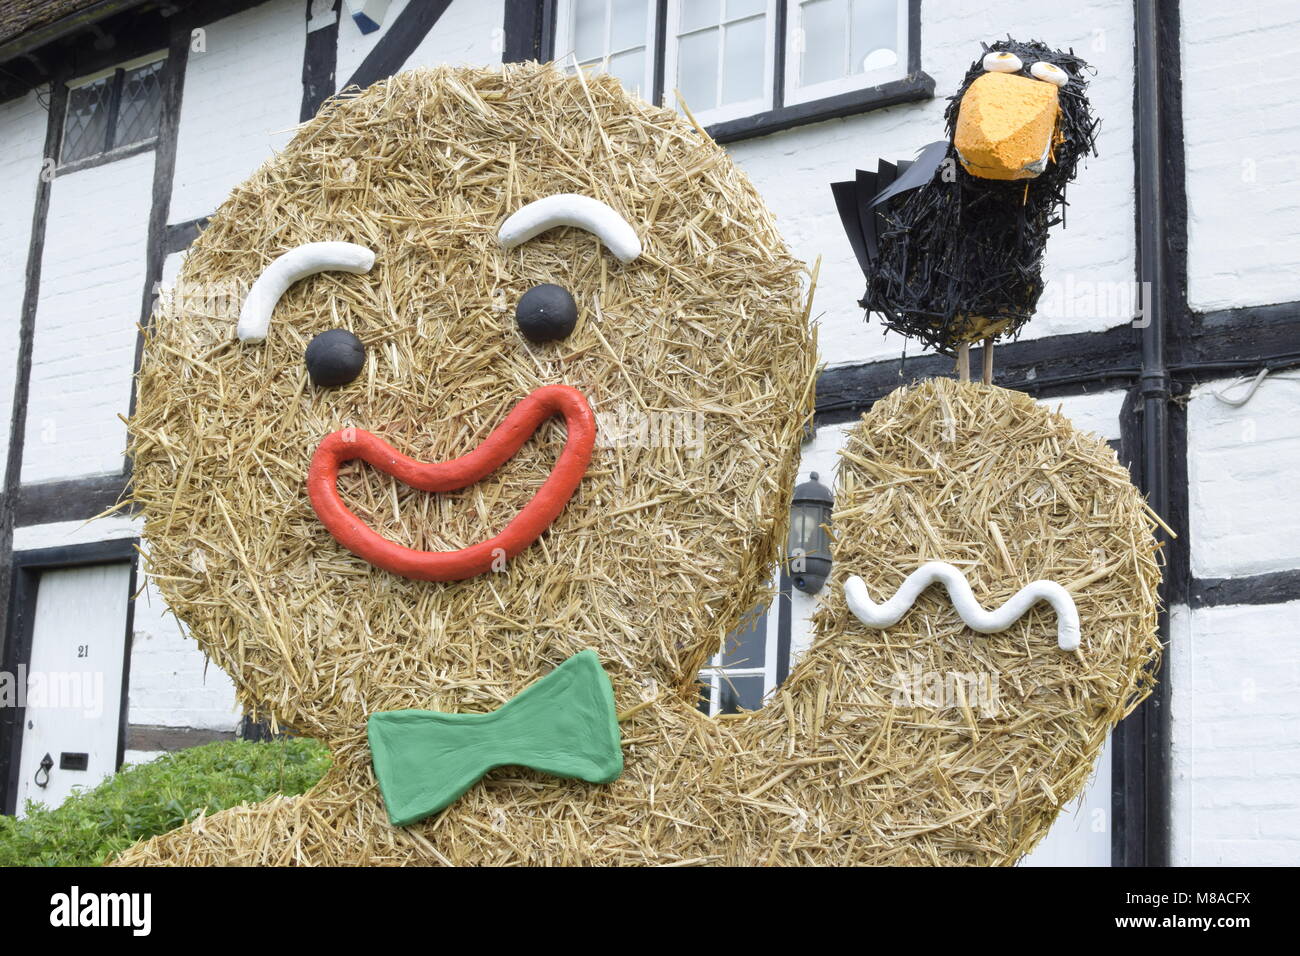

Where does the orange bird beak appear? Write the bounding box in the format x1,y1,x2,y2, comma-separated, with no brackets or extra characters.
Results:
953,71,1061,181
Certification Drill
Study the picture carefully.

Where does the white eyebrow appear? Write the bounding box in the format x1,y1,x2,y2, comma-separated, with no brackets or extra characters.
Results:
497,194,641,263
237,242,375,342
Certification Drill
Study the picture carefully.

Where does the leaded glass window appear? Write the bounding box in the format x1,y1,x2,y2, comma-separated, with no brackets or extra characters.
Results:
61,55,165,166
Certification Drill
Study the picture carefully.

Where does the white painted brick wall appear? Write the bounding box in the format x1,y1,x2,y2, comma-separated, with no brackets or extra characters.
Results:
336,0,504,84
335,0,414,82
128,573,239,732
169,0,307,224
1171,601,1300,865
11,515,141,553
1187,374,1300,578
729,0,1137,367
405,0,504,69
1182,0,1300,312
1177,374,1300,863
21,149,155,483
0,90,48,470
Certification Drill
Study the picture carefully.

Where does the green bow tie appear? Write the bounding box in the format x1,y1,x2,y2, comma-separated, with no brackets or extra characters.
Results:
367,650,623,826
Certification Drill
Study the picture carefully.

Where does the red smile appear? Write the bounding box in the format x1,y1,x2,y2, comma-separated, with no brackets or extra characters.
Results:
307,385,595,581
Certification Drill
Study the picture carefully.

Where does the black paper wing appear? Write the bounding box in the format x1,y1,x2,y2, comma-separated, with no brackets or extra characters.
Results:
870,140,948,209
830,177,872,275
831,141,947,282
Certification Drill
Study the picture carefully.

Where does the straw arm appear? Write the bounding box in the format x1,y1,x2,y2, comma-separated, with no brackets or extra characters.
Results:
843,561,1081,651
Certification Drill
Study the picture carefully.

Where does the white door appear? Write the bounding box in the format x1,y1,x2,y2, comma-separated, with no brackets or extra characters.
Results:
14,563,131,815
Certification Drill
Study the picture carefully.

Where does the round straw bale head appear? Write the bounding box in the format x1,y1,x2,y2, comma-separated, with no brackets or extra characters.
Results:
128,63,815,747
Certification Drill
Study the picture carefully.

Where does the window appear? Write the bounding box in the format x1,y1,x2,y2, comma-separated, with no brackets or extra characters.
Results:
663,0,776,126
784,0,907,105
696,571,800,717
699,601,775,715
555,0,657,99
553,1,924,141
61,53,166,166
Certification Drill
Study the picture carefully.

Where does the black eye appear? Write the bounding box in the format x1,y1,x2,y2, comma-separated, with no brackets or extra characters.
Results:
515,283,578,343
305,329,365,387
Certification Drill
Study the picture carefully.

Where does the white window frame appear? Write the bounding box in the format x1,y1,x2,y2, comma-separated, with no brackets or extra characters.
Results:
661,0,778,127
554,0,921,136
554,0,658,101
783,0,909,107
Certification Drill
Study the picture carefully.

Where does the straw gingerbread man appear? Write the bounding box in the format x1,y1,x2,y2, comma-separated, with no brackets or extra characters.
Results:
117,64,1157,866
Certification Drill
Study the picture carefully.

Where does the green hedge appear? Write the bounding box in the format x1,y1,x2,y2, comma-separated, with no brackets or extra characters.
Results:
0,738,330,866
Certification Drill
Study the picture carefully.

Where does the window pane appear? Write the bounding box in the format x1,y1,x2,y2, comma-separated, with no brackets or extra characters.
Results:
607,49,647,96
717,674,765,714
676,27,719,110
610,0,648,50
800,0,846,87
725,0,766,17
680,0,722,32
788,507,818,552
114,60,163,149
574,0,606,61
722,604,767,667
697,678,713,714
851,0,898,74
62,75,113,163
721,16,765,104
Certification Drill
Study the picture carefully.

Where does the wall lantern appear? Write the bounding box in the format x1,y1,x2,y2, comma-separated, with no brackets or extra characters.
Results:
787,471,833,594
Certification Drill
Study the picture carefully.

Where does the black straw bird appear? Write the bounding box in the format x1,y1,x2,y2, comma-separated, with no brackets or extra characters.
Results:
832,38,1099,356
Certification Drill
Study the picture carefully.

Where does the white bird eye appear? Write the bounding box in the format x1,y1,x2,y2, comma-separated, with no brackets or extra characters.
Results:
982,51,1023,73
1030,61,1069,87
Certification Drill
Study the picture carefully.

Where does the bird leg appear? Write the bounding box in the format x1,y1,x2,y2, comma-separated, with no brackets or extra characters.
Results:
956,343,971,382
982,337,994,385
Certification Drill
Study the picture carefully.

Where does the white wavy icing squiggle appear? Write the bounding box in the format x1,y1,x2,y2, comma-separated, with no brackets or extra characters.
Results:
843,562,1081,651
